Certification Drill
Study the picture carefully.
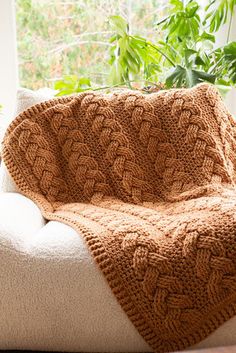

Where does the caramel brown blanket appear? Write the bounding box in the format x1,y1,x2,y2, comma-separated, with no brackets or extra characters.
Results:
3,83,236,353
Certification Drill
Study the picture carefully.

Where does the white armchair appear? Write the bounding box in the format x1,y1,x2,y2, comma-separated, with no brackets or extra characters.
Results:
0,193,149,352
0,88,235,352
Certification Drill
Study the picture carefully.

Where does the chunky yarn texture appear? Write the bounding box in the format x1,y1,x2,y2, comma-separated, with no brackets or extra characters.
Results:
3,83,236,352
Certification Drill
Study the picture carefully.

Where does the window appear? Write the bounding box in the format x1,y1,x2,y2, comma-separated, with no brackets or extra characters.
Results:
0,0,236,119
15,0,166,90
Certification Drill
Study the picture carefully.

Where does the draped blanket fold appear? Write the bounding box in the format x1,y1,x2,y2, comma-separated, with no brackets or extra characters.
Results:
3,83,236,352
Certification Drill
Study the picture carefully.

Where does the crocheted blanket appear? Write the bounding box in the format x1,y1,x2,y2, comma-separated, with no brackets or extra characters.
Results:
3,83,236,353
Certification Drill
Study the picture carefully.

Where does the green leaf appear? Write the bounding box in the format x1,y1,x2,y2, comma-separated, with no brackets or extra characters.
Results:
131,35,147,44
55,89,75,96
190,70,216,85
223,41,236,83
54,75,92,96
109,16,128,36
158,0,200,43
109,34,118,43
185,48,197,62
195,55,206,66
169,0,183,12
165,65,186,87
54,80,67,90
186,1,199,17
224,41,236,56
205,0,236,33
109,61,125,84
78,77,91,87
198,31,215,43
118,37,128,54
165,65,216,88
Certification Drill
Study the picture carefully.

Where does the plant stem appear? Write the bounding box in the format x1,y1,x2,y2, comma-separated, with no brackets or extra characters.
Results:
91,79,160,91
155,16,169,27
127,76,132,89
146,41,176,67
209,55,224,74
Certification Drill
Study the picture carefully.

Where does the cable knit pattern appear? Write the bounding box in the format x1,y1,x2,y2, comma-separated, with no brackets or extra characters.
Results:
3,83,236,353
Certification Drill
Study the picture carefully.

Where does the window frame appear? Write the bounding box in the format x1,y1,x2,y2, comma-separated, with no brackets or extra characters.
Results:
0,0,18,122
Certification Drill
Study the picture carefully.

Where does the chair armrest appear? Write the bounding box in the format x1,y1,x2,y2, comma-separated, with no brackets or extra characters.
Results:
0,161,18,193
0,193,45,241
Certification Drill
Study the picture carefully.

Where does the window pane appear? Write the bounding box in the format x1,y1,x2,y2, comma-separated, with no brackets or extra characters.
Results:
15,0,165,90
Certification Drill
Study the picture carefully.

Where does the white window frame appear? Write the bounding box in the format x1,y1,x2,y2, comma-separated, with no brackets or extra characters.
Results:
0,1,235,118
0,0,18,123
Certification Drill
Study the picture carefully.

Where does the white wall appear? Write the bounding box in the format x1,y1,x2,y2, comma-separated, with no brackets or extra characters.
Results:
215,13,236,116
0,0,18,122
225,14,236,116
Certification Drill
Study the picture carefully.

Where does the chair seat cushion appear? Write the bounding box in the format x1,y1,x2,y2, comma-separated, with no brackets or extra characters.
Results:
0,192,235,352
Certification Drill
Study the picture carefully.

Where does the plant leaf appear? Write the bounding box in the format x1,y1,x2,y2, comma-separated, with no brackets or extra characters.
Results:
165,65,216,88
109,16,128,36
205,0,236,33
223,41,236,83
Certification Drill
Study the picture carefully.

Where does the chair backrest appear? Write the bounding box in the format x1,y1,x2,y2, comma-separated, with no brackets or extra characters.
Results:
0,87,55,193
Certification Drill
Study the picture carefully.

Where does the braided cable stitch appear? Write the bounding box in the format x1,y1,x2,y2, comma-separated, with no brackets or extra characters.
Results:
3,83,236,353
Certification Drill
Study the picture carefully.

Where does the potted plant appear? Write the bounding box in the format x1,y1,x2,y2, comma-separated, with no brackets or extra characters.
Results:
54,0,236,96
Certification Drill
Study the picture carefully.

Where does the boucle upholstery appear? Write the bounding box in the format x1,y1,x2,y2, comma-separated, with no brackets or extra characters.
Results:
0,193,149,352
3,82,236,352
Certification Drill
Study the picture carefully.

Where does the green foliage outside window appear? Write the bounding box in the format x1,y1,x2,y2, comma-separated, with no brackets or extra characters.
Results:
16,0,236,95
16,0,162,90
